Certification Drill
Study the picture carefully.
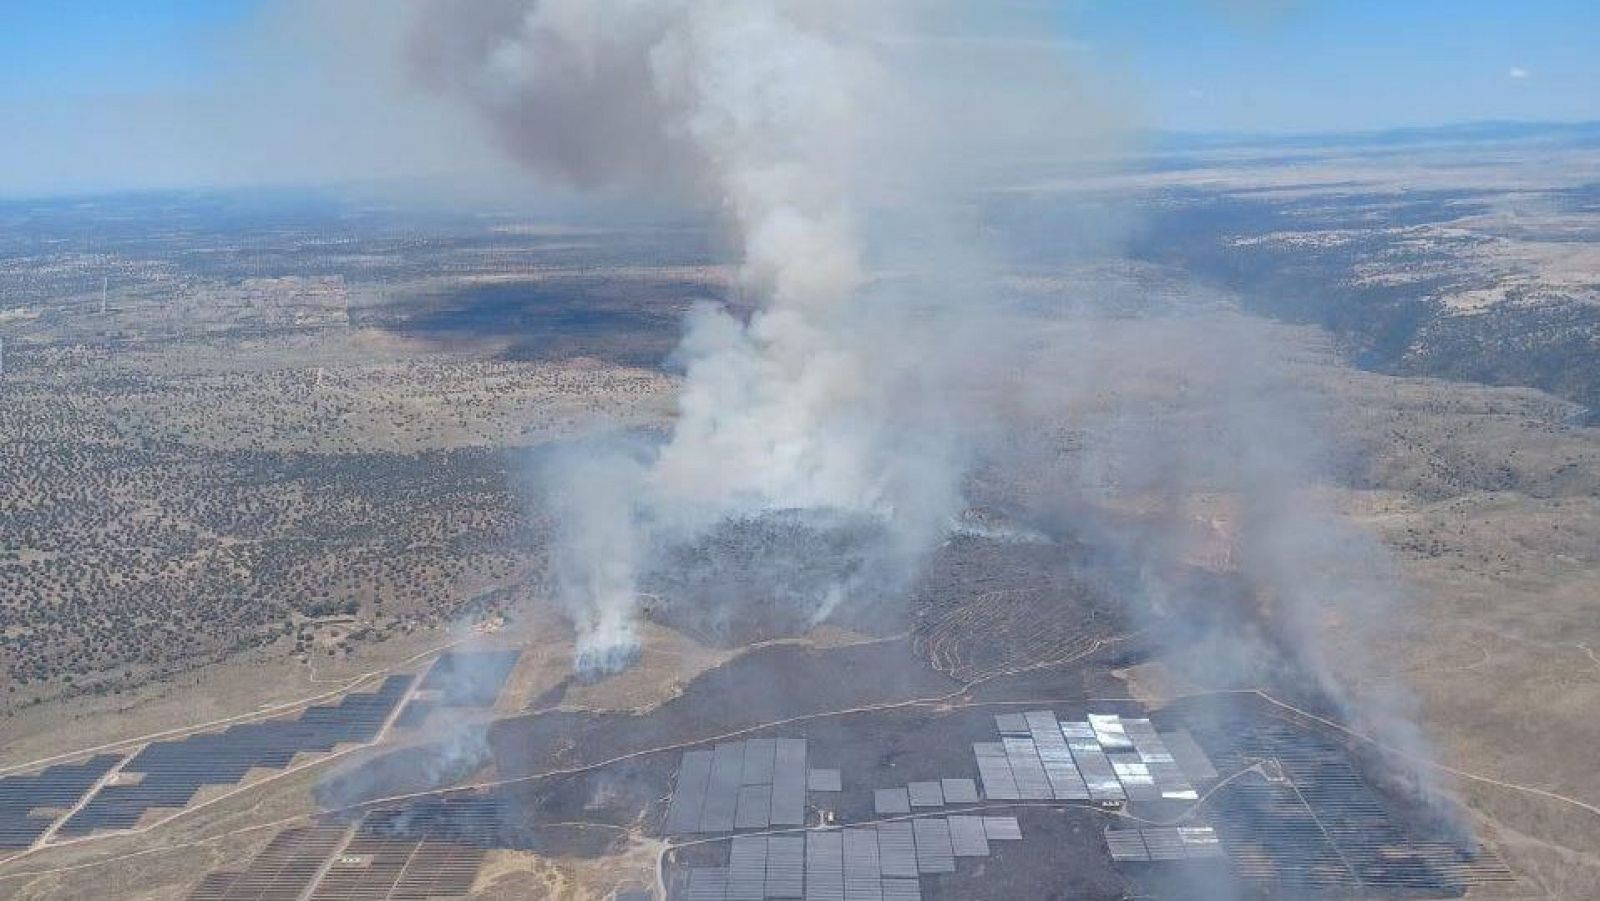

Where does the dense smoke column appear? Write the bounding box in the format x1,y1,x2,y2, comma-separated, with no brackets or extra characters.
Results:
413,0,960,672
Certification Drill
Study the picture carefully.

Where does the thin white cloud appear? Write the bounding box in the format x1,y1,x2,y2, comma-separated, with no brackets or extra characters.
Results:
1508,66,1530,80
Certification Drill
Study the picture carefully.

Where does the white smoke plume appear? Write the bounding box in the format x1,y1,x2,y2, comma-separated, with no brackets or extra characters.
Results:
412,0,1036,672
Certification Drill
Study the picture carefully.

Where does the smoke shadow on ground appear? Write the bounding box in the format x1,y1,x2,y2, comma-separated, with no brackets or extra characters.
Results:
379,274,712,367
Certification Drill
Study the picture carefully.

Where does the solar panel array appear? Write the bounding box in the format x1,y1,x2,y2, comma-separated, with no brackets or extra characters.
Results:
397,649,521,727
418,650,521,705
677,815,1024,899
844,827,881,900
946,816,989,857
906,781,943,808
186,825,350,901
1194,713,1518,894
938,778,977,804
1104,827,1226,862
871,788,908,816
62,676,412,836
1160,730,1218,781
974,710,1203,804
0,754,120,849
729,836,769,900
190,795,502,901
807,769,841,792
666,739,809,835
910,819,955,873
806,831,843,901
876,822,917,878
1122,720,1196,800
880,878,921,900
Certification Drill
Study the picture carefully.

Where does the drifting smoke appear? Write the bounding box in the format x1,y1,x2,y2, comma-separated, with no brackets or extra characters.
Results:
996,303,1456,828
412,0,1046,673
411,0,1447,823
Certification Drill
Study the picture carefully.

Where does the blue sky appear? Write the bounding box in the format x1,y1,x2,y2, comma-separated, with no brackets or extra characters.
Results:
0,1,259,99
1060,0,1600,133
1,1,1596,195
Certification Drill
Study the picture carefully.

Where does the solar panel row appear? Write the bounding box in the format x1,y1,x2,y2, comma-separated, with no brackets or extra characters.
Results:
807,769,842,793
1028,711,1089,801
1160,730,1218,782
875,822,917,878
1122,719,1197,800
1193,712,1515,892
418,650,521,706
667,749,715,834
65,677,412,837
880,878,921,901
911,818,955,874
667,739,810,835
1000,738,1052,800
992,713,1029,736
771,739,808,827
982,816,1022,841
701,743,745,834
946,816,989,857
728,835,767,901
680,815,1013,899
843,827,882,901
186,825,349,901
805,830,843,901
0,754,121,849
938,778,978,804
1062,723,1124,802
872,788,908,816
906,781,942,808
736,784,772,831
972,742,1018,801
768,836,805,899
742,739,777,786
1105,826,1226,863
687,867,730,901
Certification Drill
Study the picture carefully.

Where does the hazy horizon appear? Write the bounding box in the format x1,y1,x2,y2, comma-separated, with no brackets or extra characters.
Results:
3,0,1597,197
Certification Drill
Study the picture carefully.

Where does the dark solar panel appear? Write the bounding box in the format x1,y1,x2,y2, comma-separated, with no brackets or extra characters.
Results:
912,818,955,874
939,778,978,805
187,825,348,901
60,677,411,837
873,788,909,816
808,768,842,792
699,742,745,834
770,739,808,826
1190,709,1517,893
734,783,771,830
906,781,943,808
0,754,121,849
876,821,918,878
417,650,521,707
185,871,241,901
686,867,729,901
806,829,845,901
313,796,504,900
359,795,511,847
728,835,767,901
666,750,714,835
982,817,1022,841
767,835,805,899
947,815,990,857
740,738,777,786
393,700,435,729
843,827,883,901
